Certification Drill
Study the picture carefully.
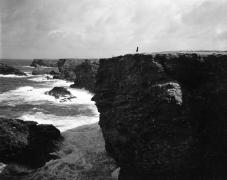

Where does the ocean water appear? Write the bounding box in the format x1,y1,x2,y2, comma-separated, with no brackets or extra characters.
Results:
0,59,99,132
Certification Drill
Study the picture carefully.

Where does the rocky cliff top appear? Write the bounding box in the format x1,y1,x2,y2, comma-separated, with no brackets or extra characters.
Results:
93,52,227,179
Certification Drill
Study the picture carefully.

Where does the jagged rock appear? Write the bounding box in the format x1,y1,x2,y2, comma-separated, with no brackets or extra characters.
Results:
46,86,75,100
0,118,62,168
55,59,88,81
55,59,99,92
70,60,99,93
30,59,58,67
32,65,59,75
0,63,27,76
93,52,227,180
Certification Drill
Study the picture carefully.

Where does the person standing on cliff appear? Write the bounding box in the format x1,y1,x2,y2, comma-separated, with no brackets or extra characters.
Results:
136,46,139,53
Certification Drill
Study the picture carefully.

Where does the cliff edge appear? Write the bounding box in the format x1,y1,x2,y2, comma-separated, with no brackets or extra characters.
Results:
93,52,227,179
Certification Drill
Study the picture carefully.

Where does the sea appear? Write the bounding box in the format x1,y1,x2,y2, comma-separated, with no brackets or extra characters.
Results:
0,59,99,132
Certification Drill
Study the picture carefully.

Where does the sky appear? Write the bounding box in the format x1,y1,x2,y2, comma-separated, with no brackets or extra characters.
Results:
1,0,227,59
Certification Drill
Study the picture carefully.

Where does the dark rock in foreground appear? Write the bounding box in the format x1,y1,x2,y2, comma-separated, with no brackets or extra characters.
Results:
93,52,227,179
32,65,59,75
0,63,27,76
0,118,62,168
0,124,117,180
30,59,58,67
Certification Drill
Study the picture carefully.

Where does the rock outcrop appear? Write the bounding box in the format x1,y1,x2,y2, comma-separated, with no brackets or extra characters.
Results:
46,87,76,103
70,60,99,93
32,65,59,75
93,52,227,179
0,118,62,168
55,59,99,92
47,87,71,99
0,63,27,76
0,124,117,180
30,59,58,67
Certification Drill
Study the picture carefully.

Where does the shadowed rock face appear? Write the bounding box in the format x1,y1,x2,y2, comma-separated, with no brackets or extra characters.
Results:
0,118,62,168
0,63,26,76
70,60,99,93
32,65,59,75
55,59,99,92
93,53,227,180
30,59,58,67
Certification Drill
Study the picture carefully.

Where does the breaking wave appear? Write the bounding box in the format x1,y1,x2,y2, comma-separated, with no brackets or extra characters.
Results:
19,111,99,132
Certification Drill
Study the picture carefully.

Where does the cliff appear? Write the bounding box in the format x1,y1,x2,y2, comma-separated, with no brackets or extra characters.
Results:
0,63,27,76
55,59,99,92
93,52,227,179
31,65,59,75
30,59,58,67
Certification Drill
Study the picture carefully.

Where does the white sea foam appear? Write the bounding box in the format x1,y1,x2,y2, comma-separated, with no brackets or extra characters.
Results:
19,111,99,132
28,75,72,87
22,66,34,68
0,163,6,173
0,73,96,106
0,74,27,78
0,74,99,131
0,85,95,105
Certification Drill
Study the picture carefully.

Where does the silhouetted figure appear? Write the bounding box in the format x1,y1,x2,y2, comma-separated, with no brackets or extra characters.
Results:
136,46,139,53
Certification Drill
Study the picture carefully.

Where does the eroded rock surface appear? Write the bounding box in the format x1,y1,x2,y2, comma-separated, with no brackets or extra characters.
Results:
0,118,62,168
55,59,99,92
93,52,227,179
0,63,27,76
70,60,99,93
32,65,59,75
30,59,58,67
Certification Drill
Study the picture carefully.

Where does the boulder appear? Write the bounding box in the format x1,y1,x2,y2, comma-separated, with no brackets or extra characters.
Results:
46,87,71,99
0,118,62,168
93,52,227,179
0,63,27,76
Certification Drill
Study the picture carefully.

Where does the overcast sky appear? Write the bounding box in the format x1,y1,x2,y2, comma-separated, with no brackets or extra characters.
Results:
1,0,227,59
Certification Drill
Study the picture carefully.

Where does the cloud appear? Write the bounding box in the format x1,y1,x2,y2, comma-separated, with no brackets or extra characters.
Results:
1,0,227,58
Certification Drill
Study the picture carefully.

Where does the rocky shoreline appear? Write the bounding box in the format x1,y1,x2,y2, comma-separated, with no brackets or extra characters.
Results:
1,52,227,179
30,58,99,92
0,63,27,76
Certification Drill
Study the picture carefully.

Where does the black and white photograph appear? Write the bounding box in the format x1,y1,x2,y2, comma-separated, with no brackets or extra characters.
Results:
0,0,227,179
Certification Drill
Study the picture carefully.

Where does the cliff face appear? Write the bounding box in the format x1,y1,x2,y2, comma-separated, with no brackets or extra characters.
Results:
70,61,99,93
0,63,27,76
93,53,227,179
30,59,58,67
56,59,99,92
32,65,59,75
